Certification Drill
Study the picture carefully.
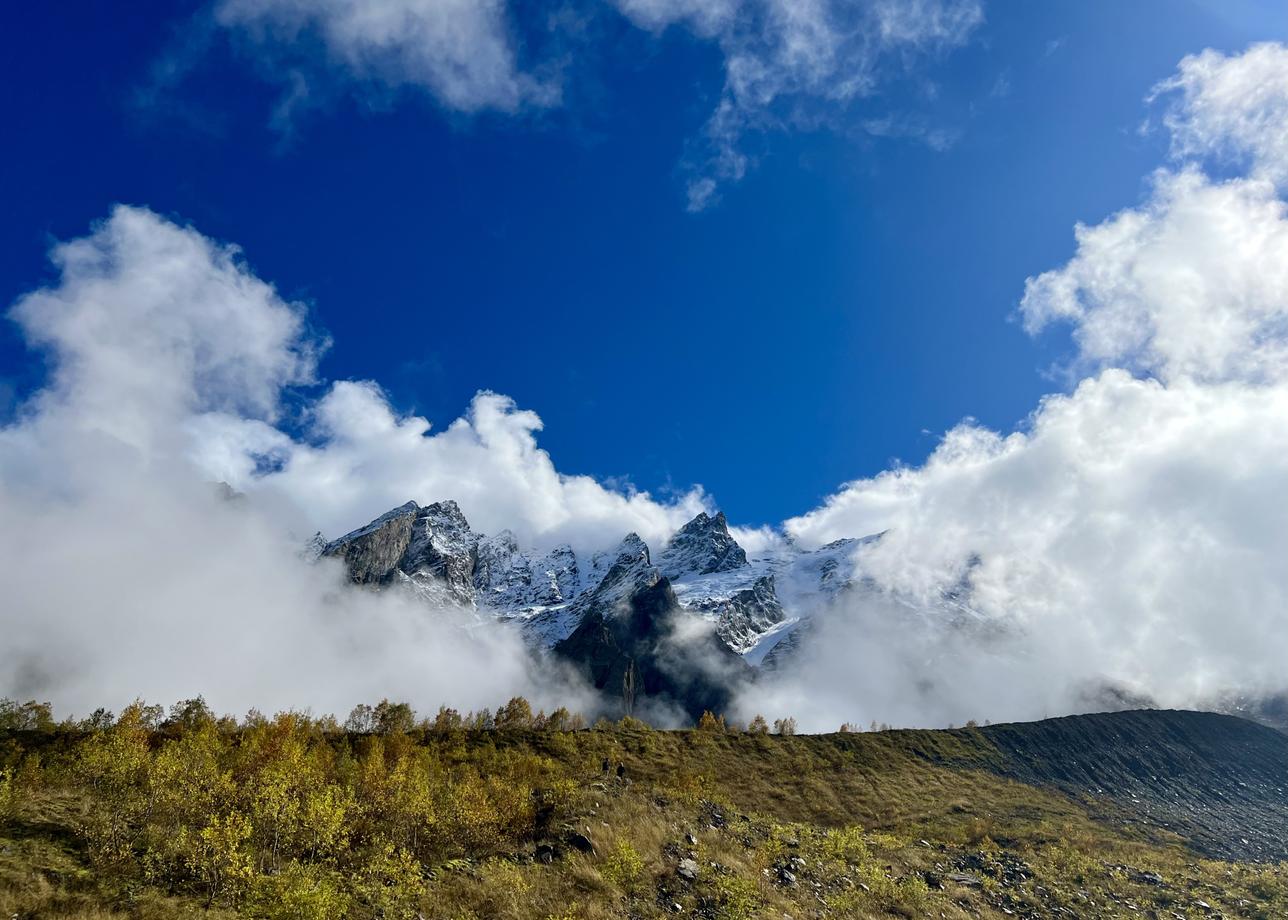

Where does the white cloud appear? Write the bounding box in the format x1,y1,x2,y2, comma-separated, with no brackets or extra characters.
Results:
1021,169,1288,385
215,0,558,113
769,43,1288,729
612,0,739,36
232,381,709,553
0,205,692,717
609,0,983,209
1151,42,1288,188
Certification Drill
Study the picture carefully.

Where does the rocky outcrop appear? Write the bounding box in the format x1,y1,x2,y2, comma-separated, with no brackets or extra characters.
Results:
657,511,747,580
322,500,479,605
684,574,785,653
322,501,421,585
554,566,750,722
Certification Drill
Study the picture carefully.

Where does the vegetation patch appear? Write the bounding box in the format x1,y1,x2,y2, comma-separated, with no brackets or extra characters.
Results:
2,698,1286,918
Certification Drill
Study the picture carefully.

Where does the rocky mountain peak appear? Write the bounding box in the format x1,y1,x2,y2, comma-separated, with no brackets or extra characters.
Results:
613,532,650,566
401,501,479,605
657,510,747,580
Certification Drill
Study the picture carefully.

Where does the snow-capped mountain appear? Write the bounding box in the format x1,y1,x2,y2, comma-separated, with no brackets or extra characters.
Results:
319,499,875,668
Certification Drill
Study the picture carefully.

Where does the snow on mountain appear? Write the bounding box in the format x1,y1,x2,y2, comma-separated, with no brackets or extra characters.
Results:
473,530,580,610
498,532,661,647
319,500,882,664
656,511,747,580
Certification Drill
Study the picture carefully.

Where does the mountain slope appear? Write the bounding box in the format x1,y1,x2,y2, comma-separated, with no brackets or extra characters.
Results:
970,709,1288,861
4,709,1287,919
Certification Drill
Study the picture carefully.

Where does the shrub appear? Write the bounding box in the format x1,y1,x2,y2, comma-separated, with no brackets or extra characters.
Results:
251,861,351,920
0,766,16,819
697,711,726,732
601,839,645,894
0,698,55,732
713,873,761,920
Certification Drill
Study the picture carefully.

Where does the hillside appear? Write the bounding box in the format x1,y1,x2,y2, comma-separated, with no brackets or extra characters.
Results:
2,705,1286,919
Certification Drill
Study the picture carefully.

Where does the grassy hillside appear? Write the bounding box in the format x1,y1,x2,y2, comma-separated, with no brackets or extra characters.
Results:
2,701,1286,919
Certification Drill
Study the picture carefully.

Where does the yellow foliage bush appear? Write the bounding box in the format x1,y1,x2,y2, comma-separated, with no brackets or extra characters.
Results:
601,839,645,894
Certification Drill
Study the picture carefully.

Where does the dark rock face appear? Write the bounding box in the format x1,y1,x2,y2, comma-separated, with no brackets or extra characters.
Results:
657,512,747,579
322,501,420,585
323,500,479,605
555,568,750,723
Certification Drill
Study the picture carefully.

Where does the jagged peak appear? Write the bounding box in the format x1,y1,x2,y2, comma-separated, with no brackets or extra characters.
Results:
614,532,650,566
675,510,729,535
658,509,746,579
326,500,420,548
418,499,470,526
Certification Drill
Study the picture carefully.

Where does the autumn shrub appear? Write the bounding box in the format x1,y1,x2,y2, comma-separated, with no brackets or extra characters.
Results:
601,839,645,895
250,861,351,920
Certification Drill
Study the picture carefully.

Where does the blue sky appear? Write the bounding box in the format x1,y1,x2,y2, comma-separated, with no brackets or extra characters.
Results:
1,0,1283,528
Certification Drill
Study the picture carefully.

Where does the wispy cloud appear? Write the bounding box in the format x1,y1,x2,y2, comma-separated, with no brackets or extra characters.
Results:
611,0,984,209
215,0,561,114
167,0,982,206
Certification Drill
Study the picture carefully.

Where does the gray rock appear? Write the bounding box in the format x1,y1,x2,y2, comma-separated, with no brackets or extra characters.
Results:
657,511,747,579
323,500,480,605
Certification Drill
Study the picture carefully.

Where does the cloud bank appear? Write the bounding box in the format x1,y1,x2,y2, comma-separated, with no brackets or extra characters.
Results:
746,43,1288,730
0,205,699,718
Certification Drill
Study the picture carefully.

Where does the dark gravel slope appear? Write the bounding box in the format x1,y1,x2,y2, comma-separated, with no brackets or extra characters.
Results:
975,710,1288,861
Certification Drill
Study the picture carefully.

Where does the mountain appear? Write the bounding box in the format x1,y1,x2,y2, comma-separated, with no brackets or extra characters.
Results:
319,500,871,659
965,709,1288,862
317,500,871,717
655,511,746,579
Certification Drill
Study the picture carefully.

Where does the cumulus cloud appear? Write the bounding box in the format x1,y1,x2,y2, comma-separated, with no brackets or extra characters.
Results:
610,0,983,209
758,42,1288,730
0,205,695,718
1020,169,1288,385
214,0,558,114
220,381,708,553
1151,42,1288,188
